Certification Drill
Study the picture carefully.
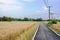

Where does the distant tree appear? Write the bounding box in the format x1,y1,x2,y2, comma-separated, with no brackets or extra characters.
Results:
0,16,43,21
17,18,22,21
2,16,15,21
23,17,29,21
7,17,13,21
36,18,43,21
2,16,8,21
29,18,34,21
30,18,36,21
0,17,2,21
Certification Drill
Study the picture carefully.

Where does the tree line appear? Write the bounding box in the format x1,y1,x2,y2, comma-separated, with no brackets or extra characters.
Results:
0,16,43,21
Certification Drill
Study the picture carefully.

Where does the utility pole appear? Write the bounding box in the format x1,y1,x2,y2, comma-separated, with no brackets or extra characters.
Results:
43,0,52,22
51,13,53,19
48,6,51,23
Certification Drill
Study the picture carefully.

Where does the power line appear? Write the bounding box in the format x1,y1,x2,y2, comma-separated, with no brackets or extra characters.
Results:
43,0,51,22
43,0,60,20
43,0,48,7
51,13,60,15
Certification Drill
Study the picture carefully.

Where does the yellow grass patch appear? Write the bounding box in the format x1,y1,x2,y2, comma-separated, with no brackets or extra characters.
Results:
51,22,60,34
0,21,39,40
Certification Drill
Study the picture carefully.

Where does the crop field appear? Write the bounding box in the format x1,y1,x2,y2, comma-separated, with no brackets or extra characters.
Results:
0,21,39,40
51,22,60,34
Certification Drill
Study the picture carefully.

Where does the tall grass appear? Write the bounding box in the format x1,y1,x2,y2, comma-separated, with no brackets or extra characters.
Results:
47,22,60,34
51,23,60,34
15,23,39,40
0,22,39,40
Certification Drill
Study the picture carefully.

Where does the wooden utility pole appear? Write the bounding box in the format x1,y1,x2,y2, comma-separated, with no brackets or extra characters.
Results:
48,6,51,23
51,13,53,19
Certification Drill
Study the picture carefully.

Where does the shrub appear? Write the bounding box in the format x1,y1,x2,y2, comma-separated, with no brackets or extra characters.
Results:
47,18,58,26
51,18,57,24
47,22,52,27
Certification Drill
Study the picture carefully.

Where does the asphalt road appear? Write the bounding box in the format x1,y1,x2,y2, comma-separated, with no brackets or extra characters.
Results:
34,23,60,40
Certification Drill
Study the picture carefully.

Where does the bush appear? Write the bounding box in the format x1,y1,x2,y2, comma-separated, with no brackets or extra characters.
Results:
47,22,52,27
51,18,57,24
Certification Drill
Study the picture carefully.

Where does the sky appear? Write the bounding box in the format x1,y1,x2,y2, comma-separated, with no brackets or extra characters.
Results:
0,0,60,20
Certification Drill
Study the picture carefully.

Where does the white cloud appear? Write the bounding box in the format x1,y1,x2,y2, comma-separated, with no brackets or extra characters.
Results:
0,0,16,4
0,4,22,11
0,0,24,11
23,0,35,2
43,6,48,10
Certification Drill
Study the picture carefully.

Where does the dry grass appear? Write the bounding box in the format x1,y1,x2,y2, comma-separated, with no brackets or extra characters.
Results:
15,23,39,40
0,21,39,40
51,22,60,34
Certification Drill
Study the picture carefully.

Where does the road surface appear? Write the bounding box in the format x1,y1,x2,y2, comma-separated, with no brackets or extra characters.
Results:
34,23,60,40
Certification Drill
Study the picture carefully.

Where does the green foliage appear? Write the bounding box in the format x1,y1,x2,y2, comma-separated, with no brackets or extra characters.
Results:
47,22,52,27
47,18,58,27
23,18,29,21
2,16,8,21
0,17,2,21
36,18,43,21
29,18,43,21
17,18,22,21
0,16,43,21
51,18,58,24
0,16,16,21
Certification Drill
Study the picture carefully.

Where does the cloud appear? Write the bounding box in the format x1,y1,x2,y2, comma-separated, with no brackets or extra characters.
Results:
43,6,48,10
0,0,24,11
23,0,35,2
0,4,22,11
0,0,16,4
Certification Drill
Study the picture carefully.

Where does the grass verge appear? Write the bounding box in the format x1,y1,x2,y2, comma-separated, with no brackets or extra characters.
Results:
46,22,60,34
50,26,60,34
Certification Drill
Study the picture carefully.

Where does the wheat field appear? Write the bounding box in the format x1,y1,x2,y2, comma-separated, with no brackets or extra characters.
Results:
0,21,39,40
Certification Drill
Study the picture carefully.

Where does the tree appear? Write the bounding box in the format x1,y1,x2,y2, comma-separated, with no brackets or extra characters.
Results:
0,17,2,21
2,16,8,21
23,17,29,21
36,18,43,21
17,18,22,21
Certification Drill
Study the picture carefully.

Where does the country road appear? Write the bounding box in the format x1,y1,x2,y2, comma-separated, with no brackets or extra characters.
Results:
34,23,60,40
